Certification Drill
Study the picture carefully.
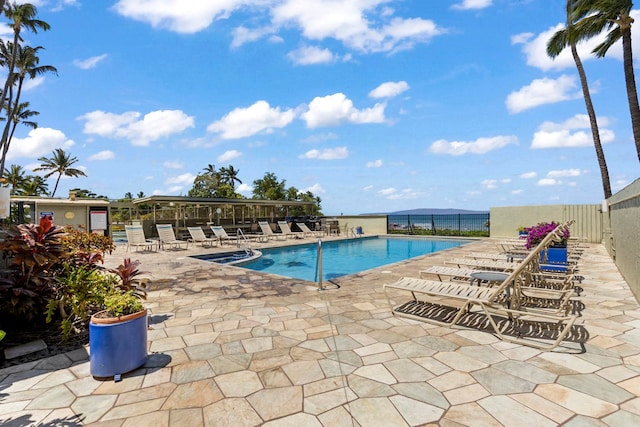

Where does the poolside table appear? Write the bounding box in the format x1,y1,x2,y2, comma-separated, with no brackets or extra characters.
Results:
469,271,509,287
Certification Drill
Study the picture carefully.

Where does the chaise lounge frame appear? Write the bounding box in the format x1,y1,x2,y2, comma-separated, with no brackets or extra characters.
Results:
384,222,578,350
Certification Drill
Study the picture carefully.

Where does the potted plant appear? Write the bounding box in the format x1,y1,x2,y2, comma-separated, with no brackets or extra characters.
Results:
524,221,570,271
89,259,149,380
516,225,528,237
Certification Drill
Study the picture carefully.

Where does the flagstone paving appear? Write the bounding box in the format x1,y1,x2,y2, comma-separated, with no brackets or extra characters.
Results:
1,235,639,426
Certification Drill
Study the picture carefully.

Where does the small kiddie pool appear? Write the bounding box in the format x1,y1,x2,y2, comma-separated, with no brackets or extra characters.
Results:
190,250,261,265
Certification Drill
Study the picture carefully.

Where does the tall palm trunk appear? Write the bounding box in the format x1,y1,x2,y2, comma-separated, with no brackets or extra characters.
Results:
621,26,640,162
571,43,612,198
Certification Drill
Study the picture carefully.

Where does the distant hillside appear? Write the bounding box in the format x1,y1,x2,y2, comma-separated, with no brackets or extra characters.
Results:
364,208,489,215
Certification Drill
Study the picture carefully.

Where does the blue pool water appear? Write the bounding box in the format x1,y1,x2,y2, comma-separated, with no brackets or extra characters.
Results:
238,236,471,282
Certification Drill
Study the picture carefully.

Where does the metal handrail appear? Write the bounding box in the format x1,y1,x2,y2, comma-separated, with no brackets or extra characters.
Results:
236,228,252,255
316,240,323,291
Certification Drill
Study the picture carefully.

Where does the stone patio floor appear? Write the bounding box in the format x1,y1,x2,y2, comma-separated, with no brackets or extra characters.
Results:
1,235,639,426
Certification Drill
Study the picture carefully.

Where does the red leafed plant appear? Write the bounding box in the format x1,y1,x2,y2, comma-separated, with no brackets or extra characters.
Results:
0,217,68,319
108,258,149,300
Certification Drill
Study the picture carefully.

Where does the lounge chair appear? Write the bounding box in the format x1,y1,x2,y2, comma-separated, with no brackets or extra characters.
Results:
384,221,578,350
277,221,304,239
124,225,157,252
447,258,519,271
210,225,241,245
156,224,190,250
258,221,286,241
297,222,324,238
187,226,218,247
421,265,577,294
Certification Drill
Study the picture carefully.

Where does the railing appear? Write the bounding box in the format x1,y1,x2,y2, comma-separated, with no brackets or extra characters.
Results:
387,213,490,237
236,228,253,255
316,240,323,291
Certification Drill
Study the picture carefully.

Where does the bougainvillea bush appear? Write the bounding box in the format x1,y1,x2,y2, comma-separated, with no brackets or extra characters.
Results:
524,221,569,249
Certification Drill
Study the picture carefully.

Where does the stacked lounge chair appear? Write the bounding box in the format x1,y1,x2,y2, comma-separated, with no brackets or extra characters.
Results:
384,221,579,350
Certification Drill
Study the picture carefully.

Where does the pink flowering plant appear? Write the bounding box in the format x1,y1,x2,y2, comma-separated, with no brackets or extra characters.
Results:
524,221,569,249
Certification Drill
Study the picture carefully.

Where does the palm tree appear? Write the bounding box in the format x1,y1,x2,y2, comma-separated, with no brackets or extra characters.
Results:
0,43,55,172
33,149,87,197
0,3,50,120
202,164,217,175
2,163,26,194
124,191,133,200
568,0,640,162
219,165,242,190
0,4,51,172
547,0,612,198
0,101,39,171
17,175,48,196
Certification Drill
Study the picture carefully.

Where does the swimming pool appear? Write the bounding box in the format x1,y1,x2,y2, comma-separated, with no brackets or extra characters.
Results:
236,236,471,282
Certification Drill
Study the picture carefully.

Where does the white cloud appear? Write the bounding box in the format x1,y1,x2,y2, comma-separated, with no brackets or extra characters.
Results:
378,187,396,196
23,76,45,91
301,93,386,128
231,25,276,49
511,189,523,195
163,173,196,193
73,54,108,70
451,0,492,11
7,127,74,159
207,100,296,139
429,135,518,155
481,179,497,189
113,0,251,34
299,146,349,160
509,13,640,72
114,0,444,55
236,183,253,194
217,150,242,162
88,150,114,161
304,183,325,194
369,81,409,99
366,159,383,168
519,172,537,179
537,178,560,186
377,187,422,200
363,184,374,191
288,45,337,65
271,0,444,54
79,109,194,146
506,75,579,113
547,169,583,178
531,114,615,149
163,160,183,169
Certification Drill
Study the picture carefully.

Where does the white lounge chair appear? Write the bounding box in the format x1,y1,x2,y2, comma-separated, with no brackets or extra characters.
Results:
277,221,304,239
124,225,157,252
258,221,286,241
156,224,190,250
187,226,218,247
297,222,324,238
210,225,241,245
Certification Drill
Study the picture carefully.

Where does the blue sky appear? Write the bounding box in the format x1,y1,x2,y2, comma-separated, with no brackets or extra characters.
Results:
5,0,640,214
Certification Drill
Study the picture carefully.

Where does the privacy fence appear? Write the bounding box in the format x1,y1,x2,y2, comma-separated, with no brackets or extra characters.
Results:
387,213,490,237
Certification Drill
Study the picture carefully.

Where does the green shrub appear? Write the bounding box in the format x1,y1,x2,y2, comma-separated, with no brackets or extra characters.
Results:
102,290,144,317
45,264,117,340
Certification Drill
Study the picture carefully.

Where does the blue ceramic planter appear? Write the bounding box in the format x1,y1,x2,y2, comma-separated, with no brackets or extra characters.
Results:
89,309,148,378
540,247,568,272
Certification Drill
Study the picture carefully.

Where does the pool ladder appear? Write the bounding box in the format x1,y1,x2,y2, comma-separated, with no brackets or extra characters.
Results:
236,228,253,256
